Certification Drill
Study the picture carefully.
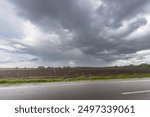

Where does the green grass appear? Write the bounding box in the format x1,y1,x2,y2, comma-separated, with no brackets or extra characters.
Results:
0,73,150,84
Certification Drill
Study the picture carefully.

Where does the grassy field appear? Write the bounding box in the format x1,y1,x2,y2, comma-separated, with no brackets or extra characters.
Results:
0,73,150,84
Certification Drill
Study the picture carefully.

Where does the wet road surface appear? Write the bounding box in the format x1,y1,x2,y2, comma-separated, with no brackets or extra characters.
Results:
1,78,150,100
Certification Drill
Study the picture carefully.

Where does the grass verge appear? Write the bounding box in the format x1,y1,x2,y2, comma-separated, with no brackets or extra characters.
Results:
0,73,150,84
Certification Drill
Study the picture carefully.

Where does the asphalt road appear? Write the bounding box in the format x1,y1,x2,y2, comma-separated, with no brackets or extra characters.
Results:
1,78,150,100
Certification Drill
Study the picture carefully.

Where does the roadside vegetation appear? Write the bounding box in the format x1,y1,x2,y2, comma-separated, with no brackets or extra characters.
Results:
0,73,150,84
0,63,150,84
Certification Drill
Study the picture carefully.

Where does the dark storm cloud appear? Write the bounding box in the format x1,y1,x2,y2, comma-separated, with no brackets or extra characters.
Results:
99,0,149,28
9,0,150,66
11,0,91,31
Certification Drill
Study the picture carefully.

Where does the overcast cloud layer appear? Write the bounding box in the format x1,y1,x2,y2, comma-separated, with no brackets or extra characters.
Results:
0,0,150,67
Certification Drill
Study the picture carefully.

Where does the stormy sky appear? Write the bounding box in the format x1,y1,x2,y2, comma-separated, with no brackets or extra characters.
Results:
0,0,150,67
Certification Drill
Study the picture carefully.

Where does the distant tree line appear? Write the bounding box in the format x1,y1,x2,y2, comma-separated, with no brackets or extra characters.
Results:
36,63,150,70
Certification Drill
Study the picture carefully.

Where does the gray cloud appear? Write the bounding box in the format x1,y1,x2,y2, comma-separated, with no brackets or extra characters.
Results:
99,0,149,28
5,0,150,66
